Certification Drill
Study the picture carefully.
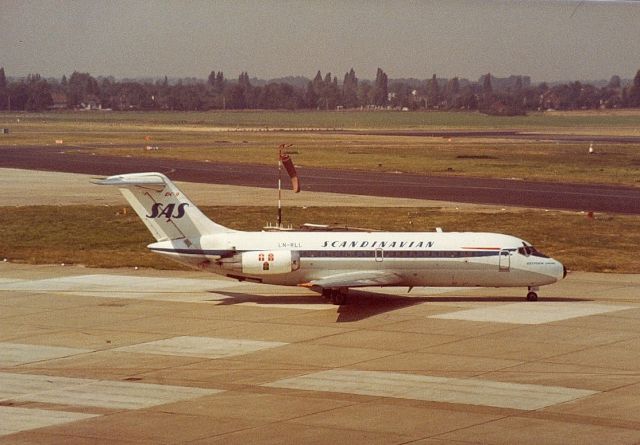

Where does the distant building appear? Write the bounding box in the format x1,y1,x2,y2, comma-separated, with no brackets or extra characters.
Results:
80,94,101,110
49,92,68,110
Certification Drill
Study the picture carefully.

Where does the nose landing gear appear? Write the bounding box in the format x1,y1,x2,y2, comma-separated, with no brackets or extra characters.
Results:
526,286,539,301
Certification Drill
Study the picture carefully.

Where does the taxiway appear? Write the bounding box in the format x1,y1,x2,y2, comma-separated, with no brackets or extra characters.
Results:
2,262,640,444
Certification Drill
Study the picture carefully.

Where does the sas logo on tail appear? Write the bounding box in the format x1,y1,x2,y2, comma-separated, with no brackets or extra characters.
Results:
146,203,189,221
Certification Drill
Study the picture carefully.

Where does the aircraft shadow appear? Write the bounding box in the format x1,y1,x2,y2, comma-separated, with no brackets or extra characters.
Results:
413,296,591,303
335,290,426,322
209,289,422,322
209,290,590,323
209,291,329,307
335,292,590,322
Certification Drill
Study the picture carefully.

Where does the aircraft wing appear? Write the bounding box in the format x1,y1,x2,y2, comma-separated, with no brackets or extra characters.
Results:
301,271,404,290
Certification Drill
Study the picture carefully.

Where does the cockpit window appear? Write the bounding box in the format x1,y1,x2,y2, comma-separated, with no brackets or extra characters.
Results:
518,244,549,258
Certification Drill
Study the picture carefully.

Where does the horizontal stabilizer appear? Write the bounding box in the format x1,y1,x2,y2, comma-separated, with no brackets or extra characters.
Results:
92,174,167,187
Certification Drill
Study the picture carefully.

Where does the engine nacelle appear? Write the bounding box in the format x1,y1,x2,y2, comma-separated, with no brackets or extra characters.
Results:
219,250,300,275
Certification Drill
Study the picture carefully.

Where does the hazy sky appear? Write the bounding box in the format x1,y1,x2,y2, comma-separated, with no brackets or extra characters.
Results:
2,0,639,82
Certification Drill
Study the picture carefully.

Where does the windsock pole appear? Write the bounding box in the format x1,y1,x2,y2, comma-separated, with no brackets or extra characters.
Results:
277,148,283,227
277,143,298,227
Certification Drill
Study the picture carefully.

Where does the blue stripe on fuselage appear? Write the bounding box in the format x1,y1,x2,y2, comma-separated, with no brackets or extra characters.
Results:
148,248,504,259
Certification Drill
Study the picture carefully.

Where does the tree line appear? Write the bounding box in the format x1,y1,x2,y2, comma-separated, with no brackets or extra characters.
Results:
1,66,640,113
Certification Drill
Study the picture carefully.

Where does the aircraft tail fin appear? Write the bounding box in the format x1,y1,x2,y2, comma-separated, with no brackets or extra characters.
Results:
94,172,234,242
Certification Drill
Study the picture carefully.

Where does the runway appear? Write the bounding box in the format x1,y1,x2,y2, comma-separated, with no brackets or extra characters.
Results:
2,262,640,444
1,146,639,214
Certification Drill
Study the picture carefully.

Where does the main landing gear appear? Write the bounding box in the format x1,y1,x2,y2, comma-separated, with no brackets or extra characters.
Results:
322,288,348,305
526,286,539,301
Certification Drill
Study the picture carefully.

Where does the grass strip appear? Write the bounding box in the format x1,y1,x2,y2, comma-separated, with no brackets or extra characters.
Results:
1,205,637,273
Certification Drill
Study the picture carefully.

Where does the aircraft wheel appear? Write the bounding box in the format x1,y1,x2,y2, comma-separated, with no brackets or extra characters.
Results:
526,291,538,301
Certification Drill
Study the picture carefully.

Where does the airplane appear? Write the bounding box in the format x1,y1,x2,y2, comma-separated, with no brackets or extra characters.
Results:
94,172,566,305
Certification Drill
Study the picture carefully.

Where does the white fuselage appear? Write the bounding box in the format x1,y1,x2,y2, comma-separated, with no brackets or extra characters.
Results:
149,230,565,289
95,172,565,299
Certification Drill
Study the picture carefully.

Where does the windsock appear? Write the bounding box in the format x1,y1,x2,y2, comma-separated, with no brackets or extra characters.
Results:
279,145,300,193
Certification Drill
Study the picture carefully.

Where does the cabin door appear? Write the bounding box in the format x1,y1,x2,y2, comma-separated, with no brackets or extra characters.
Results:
498,249,510,272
